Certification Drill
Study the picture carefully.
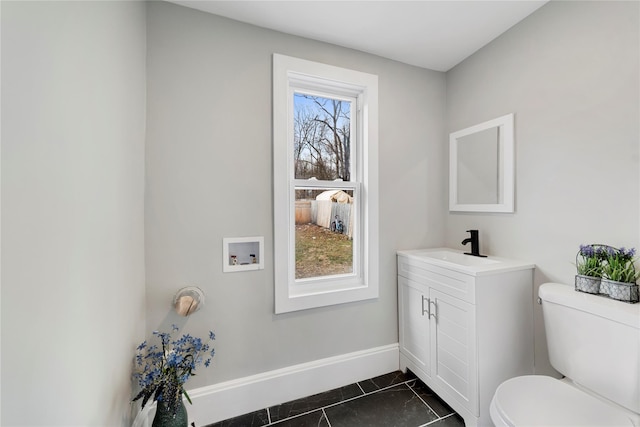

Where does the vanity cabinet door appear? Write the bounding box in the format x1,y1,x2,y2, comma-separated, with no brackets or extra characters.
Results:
398,276,431,377
430,288,478,416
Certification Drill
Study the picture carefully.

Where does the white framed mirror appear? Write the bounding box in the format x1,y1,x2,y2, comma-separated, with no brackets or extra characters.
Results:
449,113,514,213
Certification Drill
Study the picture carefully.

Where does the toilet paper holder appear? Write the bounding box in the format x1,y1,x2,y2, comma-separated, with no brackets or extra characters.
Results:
173,286,205,316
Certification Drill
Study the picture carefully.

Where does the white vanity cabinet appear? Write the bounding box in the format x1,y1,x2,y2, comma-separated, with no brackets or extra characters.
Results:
398,249,534,427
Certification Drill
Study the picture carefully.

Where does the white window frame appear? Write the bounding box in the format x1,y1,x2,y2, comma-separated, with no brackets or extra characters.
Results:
273,54,379,314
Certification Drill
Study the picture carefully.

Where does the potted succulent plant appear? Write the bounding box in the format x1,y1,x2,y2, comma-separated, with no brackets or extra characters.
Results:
575,244,606,294
601,247,639,303
133,325,216,427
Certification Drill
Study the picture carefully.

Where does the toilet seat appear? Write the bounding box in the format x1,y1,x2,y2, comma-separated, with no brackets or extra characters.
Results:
490,376,634,427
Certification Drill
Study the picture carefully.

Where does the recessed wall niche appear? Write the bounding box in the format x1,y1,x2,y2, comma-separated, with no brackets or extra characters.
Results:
223,236,264,273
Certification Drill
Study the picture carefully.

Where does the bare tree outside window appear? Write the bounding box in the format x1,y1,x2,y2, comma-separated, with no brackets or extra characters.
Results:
294,94,351,181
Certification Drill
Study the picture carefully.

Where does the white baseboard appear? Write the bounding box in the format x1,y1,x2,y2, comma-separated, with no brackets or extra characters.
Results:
181,343,400,426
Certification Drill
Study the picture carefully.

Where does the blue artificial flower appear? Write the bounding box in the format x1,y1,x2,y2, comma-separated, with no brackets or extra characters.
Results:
192,338,203,352
166,352,184,367
160,332,171,346
132,327,216,411
143,369,160,386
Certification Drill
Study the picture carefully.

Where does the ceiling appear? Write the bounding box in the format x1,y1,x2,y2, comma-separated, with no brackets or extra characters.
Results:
168,0,548,71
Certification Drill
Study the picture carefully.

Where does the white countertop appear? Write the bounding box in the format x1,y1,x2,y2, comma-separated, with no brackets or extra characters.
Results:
397,247,535,276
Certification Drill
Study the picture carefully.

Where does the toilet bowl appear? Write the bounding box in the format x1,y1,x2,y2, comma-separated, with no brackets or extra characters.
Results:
490,375,635,426
490,283,640,427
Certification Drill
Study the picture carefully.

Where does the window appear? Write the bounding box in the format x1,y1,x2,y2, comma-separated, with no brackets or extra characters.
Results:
273,54,379,313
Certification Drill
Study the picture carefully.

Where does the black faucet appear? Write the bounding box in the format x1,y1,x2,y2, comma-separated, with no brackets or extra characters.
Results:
462,229,486,257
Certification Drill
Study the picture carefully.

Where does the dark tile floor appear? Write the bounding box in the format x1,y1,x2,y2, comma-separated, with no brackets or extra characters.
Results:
205,370,466,427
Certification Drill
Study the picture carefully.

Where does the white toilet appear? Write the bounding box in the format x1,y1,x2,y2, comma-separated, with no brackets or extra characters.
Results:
490,282,640,426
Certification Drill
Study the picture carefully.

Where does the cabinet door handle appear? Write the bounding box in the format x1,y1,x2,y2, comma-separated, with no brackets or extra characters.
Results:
422,296,430,317
429,300,437,320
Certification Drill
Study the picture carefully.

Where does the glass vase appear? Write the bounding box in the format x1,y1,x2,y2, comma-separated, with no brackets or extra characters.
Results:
152,399,188,427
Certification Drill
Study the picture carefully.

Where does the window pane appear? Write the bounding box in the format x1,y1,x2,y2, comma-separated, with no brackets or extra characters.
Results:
294,187,354,279
293,94,352,181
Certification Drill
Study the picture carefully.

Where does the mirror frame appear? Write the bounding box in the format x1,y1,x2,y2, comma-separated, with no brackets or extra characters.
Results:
449,113,514,213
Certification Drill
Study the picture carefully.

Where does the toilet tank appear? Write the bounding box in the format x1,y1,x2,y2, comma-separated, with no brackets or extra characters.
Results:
539,282,640,414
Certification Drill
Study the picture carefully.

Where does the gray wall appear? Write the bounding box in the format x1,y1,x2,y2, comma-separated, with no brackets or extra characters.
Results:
445,0,639,374
145,1,446,388
3,1,636,423
1,1,146,425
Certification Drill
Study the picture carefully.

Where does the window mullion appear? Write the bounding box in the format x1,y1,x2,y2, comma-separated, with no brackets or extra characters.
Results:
293,179,356,190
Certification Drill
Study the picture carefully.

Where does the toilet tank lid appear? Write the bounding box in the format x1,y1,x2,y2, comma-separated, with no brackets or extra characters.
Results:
539,282,640,329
